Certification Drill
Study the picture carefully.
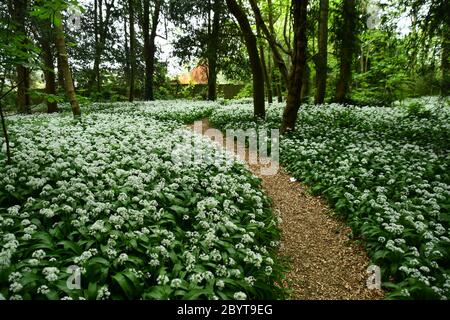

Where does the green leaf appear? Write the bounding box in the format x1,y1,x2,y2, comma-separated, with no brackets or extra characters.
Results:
144,286,167,300
169,205,189,215
89,257,110,266
112,272,134,299
182,288,212,300
57,240,81,255
87,281,98,300
20,273,41,286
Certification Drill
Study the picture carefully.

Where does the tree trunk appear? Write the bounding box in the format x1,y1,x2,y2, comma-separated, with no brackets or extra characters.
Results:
15,66,30,114
261,45,273,104
57,53,65,90
143,0,161,101
281,0,308,134
226,0,265,119
124,18,130,92
442,25,449,96
249,0,289,86
268,0,282,103
314,0,328,104
276,82,283,102
92,0,99,92
207,0,221,101
334,0,357,103
11,0,31,114
301,63,310,103
129,0,136,102
38,22,58,113
54,13,81,118
258,34,272,104
0,78,12,163
88,0,114,94
267,44,273,104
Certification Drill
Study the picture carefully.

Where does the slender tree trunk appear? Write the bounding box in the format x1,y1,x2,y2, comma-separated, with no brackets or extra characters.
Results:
97,0,103,92
143,0,161,101
261,45,273,104
11,0,31,114
207,0,221,101
258,34,272,104
281,0,308,134
0,78,18,163
54,13,81,118
129,0,136,102
442,25,449,96
15,67,30,114
89,0,114,94
92,0,99,92
124,18,130,93
39,24,58,113
0,101,11,163
268,0,282,103
267,44,273,104
57,54,65,90
409,9,418,75
315,0,328,104
249,0,289,86
143,0,150,100
301,63,310,103
276,81,282,102
226,0,265,119
334,0,357,103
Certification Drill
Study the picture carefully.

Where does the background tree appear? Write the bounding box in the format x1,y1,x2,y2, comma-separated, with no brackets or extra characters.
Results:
87,0,116,94
9,0,31,114
128,0,136,102
281,0,308,133
314,0,329,104
142,0,162,101
225,0,265,118
333,0,359,103
169,0,249,101
206,0,222,101
53,10,81,117
32,19,58,113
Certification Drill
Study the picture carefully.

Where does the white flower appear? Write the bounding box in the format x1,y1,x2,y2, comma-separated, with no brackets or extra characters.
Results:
233,291,247,300
216,280,225,289
118,253,128,265
244,276,256,286
37,285,50,295
8,272,22,282
118,193,128,202
32,250,46,260
96,286,111,300
157,274,169,285
10,282,23,293
42,267,60,282
7,205,20,215
170,279,182,288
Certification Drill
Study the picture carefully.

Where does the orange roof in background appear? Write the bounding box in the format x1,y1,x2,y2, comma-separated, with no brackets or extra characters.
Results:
177,65,208,85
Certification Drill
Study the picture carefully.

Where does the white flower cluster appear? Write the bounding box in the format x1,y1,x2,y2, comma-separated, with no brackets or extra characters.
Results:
0,104,282,300
211,102,450,299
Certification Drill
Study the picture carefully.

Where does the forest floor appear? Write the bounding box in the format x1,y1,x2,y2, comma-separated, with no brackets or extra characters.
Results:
189,119,385,300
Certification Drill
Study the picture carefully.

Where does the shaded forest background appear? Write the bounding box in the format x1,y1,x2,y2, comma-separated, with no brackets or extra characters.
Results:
0,0,449,123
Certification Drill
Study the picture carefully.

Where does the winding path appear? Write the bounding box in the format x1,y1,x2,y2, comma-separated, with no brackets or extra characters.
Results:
189,119,384,300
